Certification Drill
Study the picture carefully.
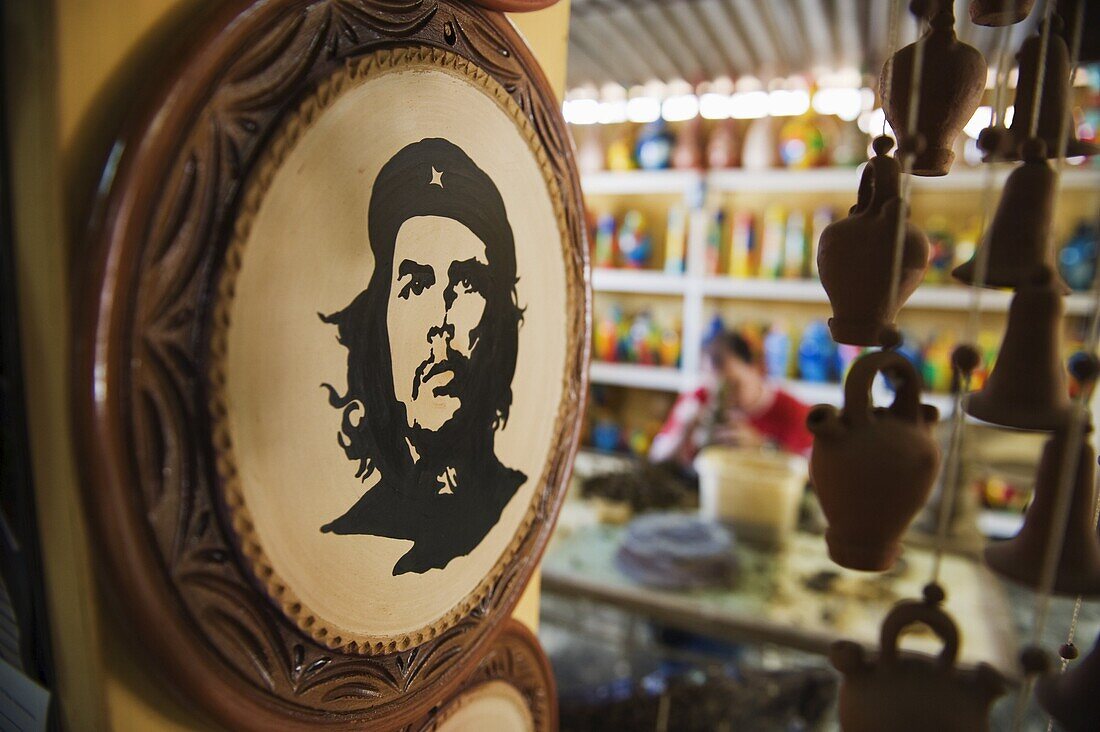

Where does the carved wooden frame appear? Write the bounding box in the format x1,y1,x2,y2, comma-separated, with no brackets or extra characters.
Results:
74,1,588,728
415,619,557,731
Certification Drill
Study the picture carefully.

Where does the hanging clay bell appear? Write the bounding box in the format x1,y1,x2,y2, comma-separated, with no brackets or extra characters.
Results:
952,140,1070,293
984,410,1100,596
880,0,987,175
965,268,1072,430
817,137,929,347
969,0,1034,26
830,598,1007,731
1037,631,1100,731
980,17,1100,162
807,350,940,571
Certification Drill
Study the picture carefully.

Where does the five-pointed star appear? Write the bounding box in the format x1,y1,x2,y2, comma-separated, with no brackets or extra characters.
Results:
429,166,444,187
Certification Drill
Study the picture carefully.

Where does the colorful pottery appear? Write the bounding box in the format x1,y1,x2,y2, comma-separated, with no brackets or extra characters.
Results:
830,598,1006,731
952,141,1070,293
880,2,986,175
984,411,1100,596
969,0,1035,26
965,268,1072,431
807,350,940,571
1036,631,1100,732
817,137,930,347
981,19,1100,162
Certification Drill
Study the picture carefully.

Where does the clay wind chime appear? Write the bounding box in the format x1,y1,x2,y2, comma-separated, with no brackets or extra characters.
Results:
810,0,1100,729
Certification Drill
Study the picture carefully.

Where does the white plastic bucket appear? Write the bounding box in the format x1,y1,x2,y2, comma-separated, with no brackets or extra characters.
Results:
694,446,808,547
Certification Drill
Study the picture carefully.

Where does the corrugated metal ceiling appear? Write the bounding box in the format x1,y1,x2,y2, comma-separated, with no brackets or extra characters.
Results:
566,0,1043,89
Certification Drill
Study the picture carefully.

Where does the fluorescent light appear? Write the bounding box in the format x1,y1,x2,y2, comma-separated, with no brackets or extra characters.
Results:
626,96,661,123
661,94,699,122
699,93,732,120
729,90,769,119
563,98,600,125
812,87,863,121
768,89,810,117
597,100,628,124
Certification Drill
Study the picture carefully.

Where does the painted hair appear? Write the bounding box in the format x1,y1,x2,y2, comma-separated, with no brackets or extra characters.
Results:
321,138,523,484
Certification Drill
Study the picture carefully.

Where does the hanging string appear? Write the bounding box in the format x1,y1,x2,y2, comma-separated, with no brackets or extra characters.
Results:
925,0,1015,586
881,0,904,137
884,2,929,338
1010,2,1090,728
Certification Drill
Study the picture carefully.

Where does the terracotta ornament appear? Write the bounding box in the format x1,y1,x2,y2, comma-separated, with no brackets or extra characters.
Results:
1036,631,1100,732
671,115,705,170
965,268,1072,431
879,1,987,175
830,597,1007,731
952,140,1070,292
807,350,940,571
817,137,930,347
980,18,1100,162
984,411,1100,596
969,0,1035,26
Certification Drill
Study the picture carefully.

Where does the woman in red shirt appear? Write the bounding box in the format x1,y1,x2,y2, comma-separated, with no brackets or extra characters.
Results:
650,332,813,468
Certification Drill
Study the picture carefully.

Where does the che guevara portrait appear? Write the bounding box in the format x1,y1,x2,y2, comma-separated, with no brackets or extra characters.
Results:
219,61,569,648
320,138,526,575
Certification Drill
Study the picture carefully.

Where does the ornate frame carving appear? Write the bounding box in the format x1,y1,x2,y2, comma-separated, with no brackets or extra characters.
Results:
414,620,557,731
75,1,588,728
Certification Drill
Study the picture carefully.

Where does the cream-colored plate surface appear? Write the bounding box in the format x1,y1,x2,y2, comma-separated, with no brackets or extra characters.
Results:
223,62,567,643
436,681,536,732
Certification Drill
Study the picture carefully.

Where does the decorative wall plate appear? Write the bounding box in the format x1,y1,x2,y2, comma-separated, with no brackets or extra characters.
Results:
412,620,556,731
75,1,587,729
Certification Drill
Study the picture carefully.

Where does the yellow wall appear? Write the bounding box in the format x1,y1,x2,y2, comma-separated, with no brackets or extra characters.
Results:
6,1,570,729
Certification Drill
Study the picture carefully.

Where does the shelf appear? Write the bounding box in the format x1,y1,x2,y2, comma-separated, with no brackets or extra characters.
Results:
581,170,703,196
707,167,863,193
592,268,687,294
778,378,955,415
701,277,1095,315
589,362,684,392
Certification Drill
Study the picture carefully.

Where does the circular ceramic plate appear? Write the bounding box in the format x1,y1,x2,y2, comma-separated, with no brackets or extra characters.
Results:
77,1,587,729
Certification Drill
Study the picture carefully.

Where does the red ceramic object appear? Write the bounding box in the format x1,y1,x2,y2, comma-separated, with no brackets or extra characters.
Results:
880,3,986,175
808,350,940,571
464,0,560,11
830,598,1007,732
1037,631,1100,731
984,411,1100,596
817,137,930,347
965,268,1072,431
672,116,705,170
705,118,741,169
981,20,1100,162
969,0,1035,26
952,142,1070,293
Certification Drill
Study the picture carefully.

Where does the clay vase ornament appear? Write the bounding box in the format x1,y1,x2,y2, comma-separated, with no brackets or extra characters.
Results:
807,350,940,571
705,118,741,169
980,18,1100,162
965,268,1072,430
952,140,1070,293
969,0,1035,26
879,1,987,176
1037,631,1100,731
984,411,1100,596
817,137,930,347
830,598,1007,731
671,115,705,170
